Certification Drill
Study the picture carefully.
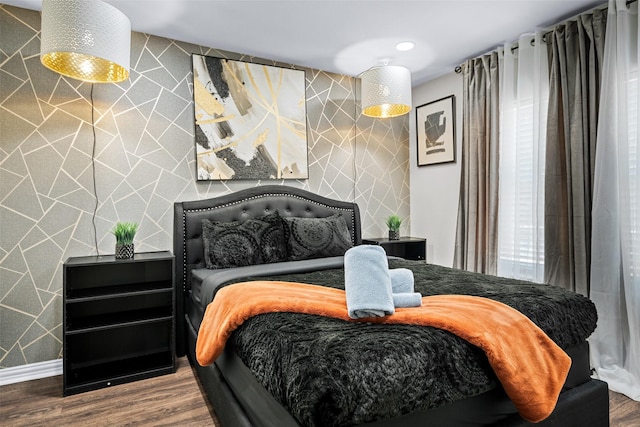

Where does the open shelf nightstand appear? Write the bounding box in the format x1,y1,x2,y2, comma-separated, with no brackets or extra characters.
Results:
362,237,427,261
62,251,175,396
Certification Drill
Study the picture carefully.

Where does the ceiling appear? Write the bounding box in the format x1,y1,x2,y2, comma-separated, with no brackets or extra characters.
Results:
4,0,606,86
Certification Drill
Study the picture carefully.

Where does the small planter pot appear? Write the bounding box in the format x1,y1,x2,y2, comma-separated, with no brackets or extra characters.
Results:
115,243,134,259
388,230,400,240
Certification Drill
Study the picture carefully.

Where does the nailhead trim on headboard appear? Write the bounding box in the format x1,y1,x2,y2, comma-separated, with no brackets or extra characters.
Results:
179,191,358,291
181,210,188,291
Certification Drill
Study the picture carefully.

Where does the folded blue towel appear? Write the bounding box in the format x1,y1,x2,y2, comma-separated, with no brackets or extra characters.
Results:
389,268,414,293
344,245,394,319
392,292,423,308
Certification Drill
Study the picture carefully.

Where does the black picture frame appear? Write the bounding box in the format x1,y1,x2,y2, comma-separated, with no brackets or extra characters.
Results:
416,95,456,166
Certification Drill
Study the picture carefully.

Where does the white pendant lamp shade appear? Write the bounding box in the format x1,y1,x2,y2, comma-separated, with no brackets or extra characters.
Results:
361,65,412,118
40,0,131,83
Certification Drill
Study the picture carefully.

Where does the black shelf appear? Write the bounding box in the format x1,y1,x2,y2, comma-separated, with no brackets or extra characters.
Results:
65,351,174,395
66,309,173,333
66,281,172,301
67,346,172,371
63,251,175,396
362,236,427,261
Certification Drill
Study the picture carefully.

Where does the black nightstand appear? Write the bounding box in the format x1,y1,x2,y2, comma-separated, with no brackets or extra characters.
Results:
362,237,427,261
62,251,175,396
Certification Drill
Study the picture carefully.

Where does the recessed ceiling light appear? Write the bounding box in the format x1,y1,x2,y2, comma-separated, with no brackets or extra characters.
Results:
395,41,415,51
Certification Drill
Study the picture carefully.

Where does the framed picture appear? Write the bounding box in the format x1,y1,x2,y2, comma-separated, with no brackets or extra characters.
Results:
416,95,456,166
192,54,308,180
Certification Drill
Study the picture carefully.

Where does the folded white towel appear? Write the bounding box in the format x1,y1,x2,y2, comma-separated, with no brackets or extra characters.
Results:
344,245,394,319
389,268,414,293
392,292,423,308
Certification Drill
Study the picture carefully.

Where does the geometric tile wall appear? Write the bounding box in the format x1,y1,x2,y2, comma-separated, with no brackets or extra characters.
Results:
0,4,409,369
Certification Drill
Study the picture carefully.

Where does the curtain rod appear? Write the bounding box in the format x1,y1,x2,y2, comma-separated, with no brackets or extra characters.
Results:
454,0,635,74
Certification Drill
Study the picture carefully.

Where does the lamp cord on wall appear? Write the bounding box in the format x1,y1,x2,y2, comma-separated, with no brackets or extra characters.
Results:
353,76,358,204
90,83,100,257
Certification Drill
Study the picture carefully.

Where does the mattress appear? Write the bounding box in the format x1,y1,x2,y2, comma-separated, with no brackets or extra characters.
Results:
188,259,598,426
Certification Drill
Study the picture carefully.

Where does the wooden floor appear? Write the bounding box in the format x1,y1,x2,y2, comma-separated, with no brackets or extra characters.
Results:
1,357,218,427
1,357,639,426
609,389,640,427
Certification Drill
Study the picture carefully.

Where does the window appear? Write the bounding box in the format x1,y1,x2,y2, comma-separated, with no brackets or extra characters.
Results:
498,99,545,282
497,37,547,283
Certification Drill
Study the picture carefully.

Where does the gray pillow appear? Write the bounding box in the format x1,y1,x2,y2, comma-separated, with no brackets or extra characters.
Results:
202,211,288,269
284,214,353,261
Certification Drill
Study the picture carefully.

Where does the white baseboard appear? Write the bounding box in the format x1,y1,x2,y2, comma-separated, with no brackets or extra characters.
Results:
0,359,62,386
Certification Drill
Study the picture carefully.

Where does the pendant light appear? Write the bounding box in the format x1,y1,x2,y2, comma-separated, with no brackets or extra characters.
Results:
360,65,412,118
40,0,131,83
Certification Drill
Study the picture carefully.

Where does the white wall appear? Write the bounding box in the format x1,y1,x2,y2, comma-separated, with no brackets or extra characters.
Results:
410,72,463,267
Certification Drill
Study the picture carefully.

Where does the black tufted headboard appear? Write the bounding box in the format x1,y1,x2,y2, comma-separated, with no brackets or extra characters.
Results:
173,185,361,354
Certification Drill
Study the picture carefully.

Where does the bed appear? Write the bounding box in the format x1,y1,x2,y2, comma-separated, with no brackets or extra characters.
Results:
173,185,609,427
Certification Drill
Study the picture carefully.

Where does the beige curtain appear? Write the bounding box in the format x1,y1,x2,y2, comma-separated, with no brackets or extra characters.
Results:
454,52,501,274
544,10,607,295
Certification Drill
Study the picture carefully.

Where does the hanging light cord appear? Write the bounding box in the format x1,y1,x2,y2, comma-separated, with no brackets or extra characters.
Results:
352,76,358,205
90,83,100,257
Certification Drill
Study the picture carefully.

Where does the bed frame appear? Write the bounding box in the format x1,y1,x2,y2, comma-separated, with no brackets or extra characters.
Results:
173,185,609,427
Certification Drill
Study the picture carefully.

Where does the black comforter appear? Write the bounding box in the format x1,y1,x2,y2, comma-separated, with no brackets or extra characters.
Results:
199,259,597,427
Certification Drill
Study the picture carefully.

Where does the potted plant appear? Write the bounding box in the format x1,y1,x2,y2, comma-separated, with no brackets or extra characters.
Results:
385,215,403,240
111,221,138,259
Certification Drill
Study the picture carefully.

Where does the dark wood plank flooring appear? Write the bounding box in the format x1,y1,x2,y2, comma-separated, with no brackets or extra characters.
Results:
609,389,640,427
1,357,639,426
1,357,218,426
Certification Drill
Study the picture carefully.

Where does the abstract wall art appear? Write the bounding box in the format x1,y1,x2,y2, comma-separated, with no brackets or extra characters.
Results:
192,54,308,180
416,95,456,166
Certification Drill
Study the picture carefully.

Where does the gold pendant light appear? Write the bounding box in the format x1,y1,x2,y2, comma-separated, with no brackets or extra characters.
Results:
360,65,412,118
40,0,131,83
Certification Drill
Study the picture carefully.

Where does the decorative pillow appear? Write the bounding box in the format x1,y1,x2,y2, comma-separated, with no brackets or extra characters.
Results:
202,211,288,269
284,214,353,261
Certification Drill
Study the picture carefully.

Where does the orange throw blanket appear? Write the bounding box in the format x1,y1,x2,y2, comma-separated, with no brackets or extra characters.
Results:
196,281,571,423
